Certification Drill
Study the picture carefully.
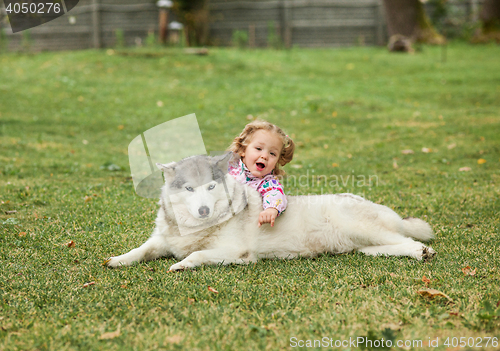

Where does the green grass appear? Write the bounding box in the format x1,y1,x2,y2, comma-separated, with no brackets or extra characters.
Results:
1,43,499,350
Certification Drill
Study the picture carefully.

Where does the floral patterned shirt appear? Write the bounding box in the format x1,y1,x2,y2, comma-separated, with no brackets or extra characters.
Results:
228,159,287,215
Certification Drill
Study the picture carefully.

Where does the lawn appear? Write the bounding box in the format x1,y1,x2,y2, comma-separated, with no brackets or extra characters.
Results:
0,42,499,350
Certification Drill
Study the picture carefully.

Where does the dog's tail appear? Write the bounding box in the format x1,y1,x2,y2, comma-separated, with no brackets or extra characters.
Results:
400,217,433,241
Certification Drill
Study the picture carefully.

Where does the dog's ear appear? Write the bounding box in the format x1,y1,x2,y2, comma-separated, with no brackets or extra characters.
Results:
156,162,176,183
211,152,235,175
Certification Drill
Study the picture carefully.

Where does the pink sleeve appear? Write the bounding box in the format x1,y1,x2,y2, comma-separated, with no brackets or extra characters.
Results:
258,178,287,215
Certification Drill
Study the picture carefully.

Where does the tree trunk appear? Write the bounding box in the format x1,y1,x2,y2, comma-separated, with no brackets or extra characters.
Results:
173,0,209,46
480,0,500,32
383,0,445,46
478,0,500,43
472,0,500,43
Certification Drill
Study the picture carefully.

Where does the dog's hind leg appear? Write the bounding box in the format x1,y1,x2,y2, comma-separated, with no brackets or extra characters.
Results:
107,235,171,268
169,248,256,271
359,240,436,261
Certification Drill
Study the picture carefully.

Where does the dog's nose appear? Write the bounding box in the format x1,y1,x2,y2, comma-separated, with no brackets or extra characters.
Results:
198,206,210,217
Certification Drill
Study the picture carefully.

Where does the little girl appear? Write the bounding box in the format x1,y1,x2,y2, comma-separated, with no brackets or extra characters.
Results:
228,120,295,227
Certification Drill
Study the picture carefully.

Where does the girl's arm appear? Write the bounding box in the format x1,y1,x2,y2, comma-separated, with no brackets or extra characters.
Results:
259,178,287,215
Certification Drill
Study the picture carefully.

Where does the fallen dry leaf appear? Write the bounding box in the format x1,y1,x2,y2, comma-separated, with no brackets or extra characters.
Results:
5,210,17,214
447,143,457,150
18,232,27,237
393,159,398,169
421,147,432,153
99,325,121,340
417,288,453,302
390,273,397,278
84,195,92,203
461,266,476,276
401,149,414,155
65,240,75,248
207,286,218,294
477,158,487,165
83,281,95,288
187,298,195,304
422,276,431,285
459,167,471,172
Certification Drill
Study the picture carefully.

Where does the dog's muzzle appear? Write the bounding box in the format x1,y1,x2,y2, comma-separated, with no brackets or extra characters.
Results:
198,206,210,218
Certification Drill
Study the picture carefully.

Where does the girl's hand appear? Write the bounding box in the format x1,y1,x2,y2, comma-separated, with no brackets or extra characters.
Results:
258,208,279,227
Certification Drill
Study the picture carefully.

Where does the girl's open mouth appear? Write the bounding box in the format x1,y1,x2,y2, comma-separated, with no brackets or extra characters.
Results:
256,162,266,171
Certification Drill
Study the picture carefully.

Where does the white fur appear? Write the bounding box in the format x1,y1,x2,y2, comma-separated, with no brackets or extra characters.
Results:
107,154,436,270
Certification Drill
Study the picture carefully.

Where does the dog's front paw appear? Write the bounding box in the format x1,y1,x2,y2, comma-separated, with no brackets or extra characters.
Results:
422,246,437,261
169,260,196,271
105,256,128,268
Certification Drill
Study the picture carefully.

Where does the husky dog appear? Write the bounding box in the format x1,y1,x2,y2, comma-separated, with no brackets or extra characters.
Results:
106,153,436,271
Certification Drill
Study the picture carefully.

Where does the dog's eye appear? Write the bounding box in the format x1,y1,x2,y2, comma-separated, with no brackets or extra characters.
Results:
208,184,215,190
185,186,194,192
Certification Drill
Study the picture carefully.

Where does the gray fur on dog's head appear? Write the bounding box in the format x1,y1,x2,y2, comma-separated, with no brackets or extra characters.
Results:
209,152,237,180
156,152,236,190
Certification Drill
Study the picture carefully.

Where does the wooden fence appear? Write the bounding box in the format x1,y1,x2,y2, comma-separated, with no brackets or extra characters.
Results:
0,0,484,51
209,0,482,48
210,0,385,47
0,0,159,51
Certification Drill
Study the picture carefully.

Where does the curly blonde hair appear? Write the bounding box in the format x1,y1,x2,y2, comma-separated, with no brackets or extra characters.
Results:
228,120,295,177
